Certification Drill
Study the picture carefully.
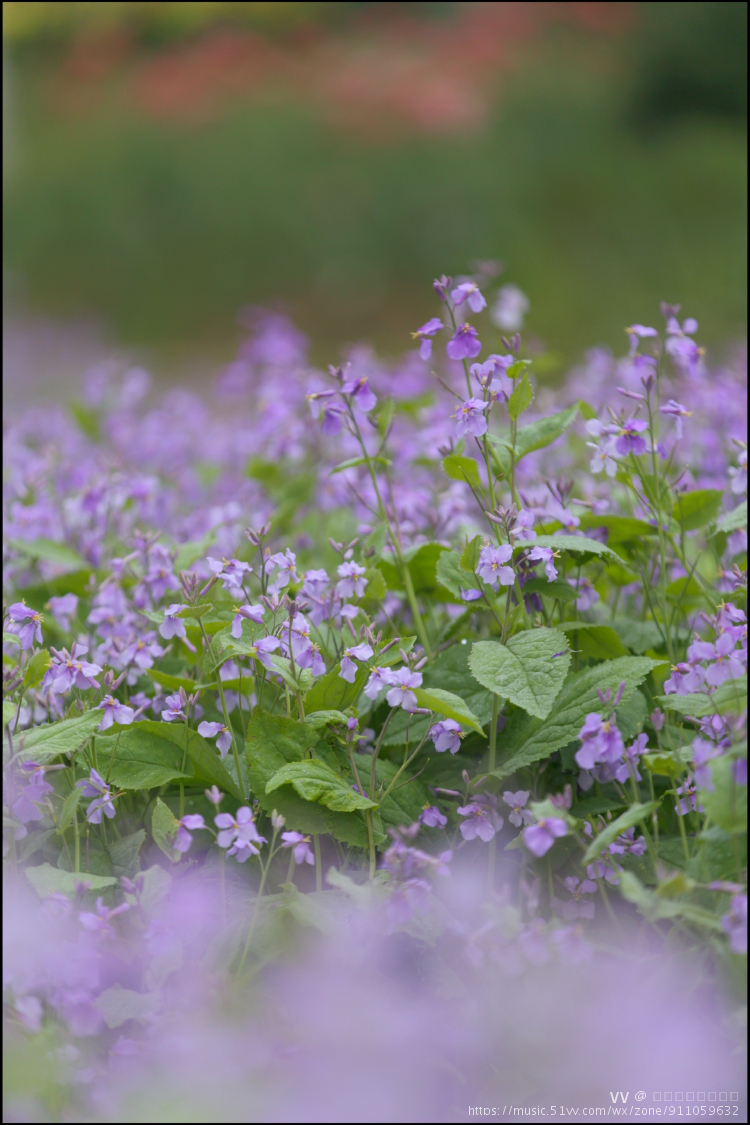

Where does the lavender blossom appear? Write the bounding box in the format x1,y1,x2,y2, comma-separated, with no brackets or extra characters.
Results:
614,418,649,456
7,602,43,649
76,769,117,823
342,374,377,413
78,897,130,938
457,802,503,842
419,805,448,828
446,324,482,361
385,667,423,712
412,317,444,361
502,790,534,828
339,642,374,683
47,593,78,631
721,893,747,954
476,543,514,589
428,718,462,754
207,557,252,591
523,817,567,857
527,545,558,581
451,281,487,314
281,831,315,865
214,807,266,861
97,695,135,731
198,721,233,758
172,813,207,853
159,603,188,641
336,561,368,599
453,397,489,439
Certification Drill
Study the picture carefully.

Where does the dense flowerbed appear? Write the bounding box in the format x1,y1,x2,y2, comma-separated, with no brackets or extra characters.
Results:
3,274,747,1121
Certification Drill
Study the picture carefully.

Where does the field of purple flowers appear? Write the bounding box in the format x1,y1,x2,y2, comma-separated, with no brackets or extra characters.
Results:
3,272,747,1121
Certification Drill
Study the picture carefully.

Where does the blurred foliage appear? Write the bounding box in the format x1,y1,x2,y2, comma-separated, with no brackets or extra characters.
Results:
2,3,747,371
629,2,747,126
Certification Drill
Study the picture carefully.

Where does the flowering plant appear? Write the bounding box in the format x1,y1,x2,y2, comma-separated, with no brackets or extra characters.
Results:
2,273,746,1118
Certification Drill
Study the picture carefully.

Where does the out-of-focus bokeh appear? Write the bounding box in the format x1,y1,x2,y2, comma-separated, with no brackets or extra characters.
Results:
3,1,747,391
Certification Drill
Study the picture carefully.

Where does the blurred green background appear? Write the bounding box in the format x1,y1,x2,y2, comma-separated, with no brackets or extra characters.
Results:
3,2,747,379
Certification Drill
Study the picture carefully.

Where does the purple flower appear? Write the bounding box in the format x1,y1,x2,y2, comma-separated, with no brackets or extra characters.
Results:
231,603,264,638
502,790,534,828
247,635,281,671
523,818,567,856
728,449,747,495
453,397,489,439
451,281,487,314
626,323,658,356
614,417,649,456
610,827,647,857
550,925,593,964
47,593,78,631
173,813,206,853
663,659,704,696
476,543,514,589
527,545,558,582
660,399,692,440
693,632,745,687
552,876,597,921
209,556,252,592
613,732,649,784
339,642,374,683
159,603,188,640
160,691,186,722
586,855,623,885
457,802,503,842
491,284,529,331
733,758,747,785
267,548,297,590
336,561,368,599
363,665,396,700
342,374,377,413
78,897,130,938
568,576,599,612
76,769,117,824
722,893,747,954
675,776,702,816
14,764,54,824
429,718,462,754
7,602,43,650
460,587,483,601
45,644,102,694
214,806,266,861
280,830,315,865
514,509,536,540
412,317,444,361
97,695,135,732
120,635,164,672
575,713,625,770
385,667,423,712
419,805,448,828
691,736,721,790
446,323,482,361
197,721,233,758
321,400,347,435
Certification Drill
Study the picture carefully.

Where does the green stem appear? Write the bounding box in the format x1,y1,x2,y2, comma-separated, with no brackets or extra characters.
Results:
370,708,396,800
314,834,322,893
217,677,245,800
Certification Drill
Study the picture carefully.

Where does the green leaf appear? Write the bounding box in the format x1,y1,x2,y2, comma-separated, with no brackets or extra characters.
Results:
8,537,87,572
639,472,674,515
266,760,377,812
507,372,533,420
245,712,377,847
147,669,216,693
656,677,747,718
582,802,660,864
304,710,350,730
556,622,629,661
514,404,578,460
3,631,21,649
23,649,51,690
524,534,629,568
93,984,160,1029
2,701,16,729
614,688,648,740
353,752,430,836
151,797,181,863
268,655,313,694
413,687,486,736
362,568,386,600
442,454,482,489
377,396,395,436
434,550,473,601
12,710,103,763
578,513,658,544
134,719,241,799
24,863,116,899
173,533,217,574
381,643,495,747
304,664,369,714
610,619,665,654
643,752,682,778
379,543,450,596
108,829,146,880
330,455,391,475
469,629,570,720
57,786,83,834
460,534,483,572
490,657,666,780
618,871,724,931
96,727,192,790
521,578,578,603
715,500,747,534
672,489,724,531
699,755,747,834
